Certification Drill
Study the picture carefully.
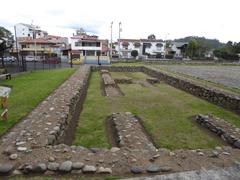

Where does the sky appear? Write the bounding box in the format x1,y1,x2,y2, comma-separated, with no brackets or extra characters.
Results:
0,0,239,43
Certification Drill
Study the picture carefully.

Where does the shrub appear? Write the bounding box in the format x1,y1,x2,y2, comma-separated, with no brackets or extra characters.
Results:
131,50,138,58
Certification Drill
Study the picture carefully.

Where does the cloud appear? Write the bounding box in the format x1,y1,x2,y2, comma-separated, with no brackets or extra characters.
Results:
45,9,65,16
60,22,102,35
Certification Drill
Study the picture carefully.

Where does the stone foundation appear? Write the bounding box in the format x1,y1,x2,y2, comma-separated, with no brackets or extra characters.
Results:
100,70,123,96
0,65,240,177
195,115,240,148
92,66,240,114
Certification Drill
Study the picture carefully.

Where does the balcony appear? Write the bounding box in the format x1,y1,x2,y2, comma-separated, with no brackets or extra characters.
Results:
21,48,53,53
72,46,101,51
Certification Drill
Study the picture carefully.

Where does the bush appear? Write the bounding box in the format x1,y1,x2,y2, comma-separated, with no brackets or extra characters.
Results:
131,50,138,58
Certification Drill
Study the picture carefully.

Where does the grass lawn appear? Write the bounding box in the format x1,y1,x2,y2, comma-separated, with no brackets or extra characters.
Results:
74,72,240,150
0,68,76,135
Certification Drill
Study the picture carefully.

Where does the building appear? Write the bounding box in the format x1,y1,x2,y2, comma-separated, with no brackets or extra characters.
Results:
167,42,188,59
15,23,48,40
19,38,56,59
115,37,188,59
115,37,165,59
70,29,109,61
15,23,68,61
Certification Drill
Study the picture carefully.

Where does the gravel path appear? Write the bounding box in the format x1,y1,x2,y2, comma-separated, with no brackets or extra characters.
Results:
160,65,240,89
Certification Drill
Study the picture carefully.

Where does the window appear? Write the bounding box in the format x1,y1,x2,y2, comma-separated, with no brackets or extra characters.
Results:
22,45,26,48
75,42,81,47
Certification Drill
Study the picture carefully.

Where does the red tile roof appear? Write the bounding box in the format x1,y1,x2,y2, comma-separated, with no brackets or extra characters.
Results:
19,38,55,44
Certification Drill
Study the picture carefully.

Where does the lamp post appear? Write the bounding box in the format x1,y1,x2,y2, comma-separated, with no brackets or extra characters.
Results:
118,22,122,59
110,21,113,59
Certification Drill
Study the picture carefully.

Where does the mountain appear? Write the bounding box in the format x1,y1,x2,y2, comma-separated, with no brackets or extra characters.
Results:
173,36,224,49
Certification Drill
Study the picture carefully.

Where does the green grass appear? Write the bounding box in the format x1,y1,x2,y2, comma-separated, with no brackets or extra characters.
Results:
0,68,76,135
74,72,240,150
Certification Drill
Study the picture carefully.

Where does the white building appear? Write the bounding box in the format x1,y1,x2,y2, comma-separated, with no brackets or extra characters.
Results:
70,29,109,60
115,38,187,59
15,23,48,40
115,38,165,59
169,42,188,58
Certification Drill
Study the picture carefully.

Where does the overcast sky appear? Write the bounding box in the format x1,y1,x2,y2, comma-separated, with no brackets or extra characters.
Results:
0,0,239,43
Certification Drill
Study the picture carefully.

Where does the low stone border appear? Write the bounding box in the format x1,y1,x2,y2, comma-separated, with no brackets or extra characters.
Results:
111,112,156,152
195,115,240,148
114,78,133,84
146,78,159,84
100,70,123,96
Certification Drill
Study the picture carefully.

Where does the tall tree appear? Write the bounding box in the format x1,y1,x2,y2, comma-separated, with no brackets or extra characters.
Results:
0,26,14,67
186,39,198,58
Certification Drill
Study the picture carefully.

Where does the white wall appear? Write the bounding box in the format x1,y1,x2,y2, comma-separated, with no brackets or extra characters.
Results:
71,39,102,51
16,24,32,38
116,41,166,58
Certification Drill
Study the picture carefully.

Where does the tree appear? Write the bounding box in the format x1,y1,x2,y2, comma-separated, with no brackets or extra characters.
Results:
0,27,14,67
186,39,198,58
131,50,138,59
213,42,240,60
147,34,156,40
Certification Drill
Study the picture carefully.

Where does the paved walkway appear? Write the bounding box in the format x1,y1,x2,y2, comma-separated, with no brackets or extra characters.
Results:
160,65,240,89
125,164,240,180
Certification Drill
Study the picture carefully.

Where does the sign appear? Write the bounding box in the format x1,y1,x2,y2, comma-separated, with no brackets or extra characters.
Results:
0,86,11,97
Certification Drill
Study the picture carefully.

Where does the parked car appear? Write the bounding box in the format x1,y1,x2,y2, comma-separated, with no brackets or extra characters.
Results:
68,58,83,65
25,56,42,62
3,56,16,62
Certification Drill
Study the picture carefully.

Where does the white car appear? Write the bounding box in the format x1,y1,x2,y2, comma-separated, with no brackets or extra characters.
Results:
3,56,16,62
25,56,42,62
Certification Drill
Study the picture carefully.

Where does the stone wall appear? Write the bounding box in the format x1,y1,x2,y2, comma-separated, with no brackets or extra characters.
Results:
195,115,240,148
46,66,92,145
92,66,240,114
114,78,133,84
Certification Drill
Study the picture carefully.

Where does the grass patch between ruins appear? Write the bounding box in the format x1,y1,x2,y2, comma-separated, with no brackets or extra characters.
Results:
0,68,76,136
73,71,240,150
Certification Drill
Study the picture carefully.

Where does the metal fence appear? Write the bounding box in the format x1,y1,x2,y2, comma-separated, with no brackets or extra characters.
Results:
1,57,74,74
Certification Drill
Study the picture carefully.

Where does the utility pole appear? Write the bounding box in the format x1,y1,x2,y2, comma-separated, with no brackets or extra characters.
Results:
14,25,20,71
110,21,113,59
32,20,37,70
164,33,169,59
118,22,122,59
